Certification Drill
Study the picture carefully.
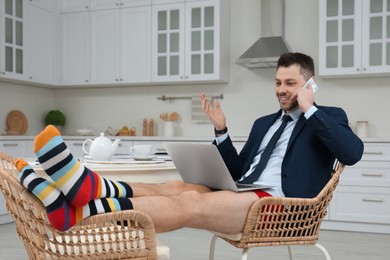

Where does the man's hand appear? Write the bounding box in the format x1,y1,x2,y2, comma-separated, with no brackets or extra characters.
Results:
291,84,315,113
200,92,226,130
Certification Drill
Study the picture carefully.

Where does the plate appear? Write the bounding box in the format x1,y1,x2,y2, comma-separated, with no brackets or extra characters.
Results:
84,158,164,165
6,110,28,134
130,155,157,161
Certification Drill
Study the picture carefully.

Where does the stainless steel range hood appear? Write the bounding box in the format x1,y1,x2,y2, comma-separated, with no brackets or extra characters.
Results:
236,0,291,68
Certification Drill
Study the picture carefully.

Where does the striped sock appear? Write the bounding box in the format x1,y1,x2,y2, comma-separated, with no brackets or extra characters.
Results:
15,159,133,232
34,125,133,207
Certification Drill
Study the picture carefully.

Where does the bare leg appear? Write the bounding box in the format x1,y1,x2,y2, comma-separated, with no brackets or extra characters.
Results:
131,189,259,234
130,180,212,197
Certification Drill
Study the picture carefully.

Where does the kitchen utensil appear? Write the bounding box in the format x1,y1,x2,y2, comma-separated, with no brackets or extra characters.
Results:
105,126,119,136
160,112,169,121
82,133,121,161
169,112,179,121
76,129,92,135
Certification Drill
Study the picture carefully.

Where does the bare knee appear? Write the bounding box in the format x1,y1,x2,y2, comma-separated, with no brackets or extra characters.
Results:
165,180,211,194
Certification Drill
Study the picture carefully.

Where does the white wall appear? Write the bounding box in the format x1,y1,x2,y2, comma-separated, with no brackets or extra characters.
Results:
0,82,54,135
1,0,389,138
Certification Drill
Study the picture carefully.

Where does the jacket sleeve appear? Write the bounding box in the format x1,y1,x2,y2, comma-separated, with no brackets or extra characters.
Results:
307,107,364,165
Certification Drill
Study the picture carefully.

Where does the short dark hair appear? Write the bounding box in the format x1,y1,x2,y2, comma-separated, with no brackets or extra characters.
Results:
277,52,315,80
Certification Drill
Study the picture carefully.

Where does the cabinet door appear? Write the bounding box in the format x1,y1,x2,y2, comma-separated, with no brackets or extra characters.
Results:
61,12,90,85
65,139,86,158
90,0,120,11
152,3,185,82
60,0,90,13
28,0,58,12
90,9,120,84
121,6,152,83
24,3,58,85
0,140,26,157
185,0,219,81
361,0,390,74
319,0,362,76
0,0,26,80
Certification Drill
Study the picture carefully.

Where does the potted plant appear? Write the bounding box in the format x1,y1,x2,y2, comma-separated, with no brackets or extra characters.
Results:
44,110,66,131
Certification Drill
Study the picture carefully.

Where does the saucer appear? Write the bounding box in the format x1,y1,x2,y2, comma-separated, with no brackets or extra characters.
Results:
130,155,156,161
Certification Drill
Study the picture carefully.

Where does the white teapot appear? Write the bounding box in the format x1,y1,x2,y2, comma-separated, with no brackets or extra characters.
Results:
82,133,121,161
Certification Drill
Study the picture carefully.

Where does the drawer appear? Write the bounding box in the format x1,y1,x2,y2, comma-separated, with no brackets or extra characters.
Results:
330,186,390,224
341,162,390,187
362,143,390,161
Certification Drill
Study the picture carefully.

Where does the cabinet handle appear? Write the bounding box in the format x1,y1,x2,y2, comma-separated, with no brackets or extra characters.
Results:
2,143,18,147
362,173,383,177
362,198,383,203
72,143,83,146
363,151,383,155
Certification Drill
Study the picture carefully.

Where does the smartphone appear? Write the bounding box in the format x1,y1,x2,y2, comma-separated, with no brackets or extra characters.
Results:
303,78,318,93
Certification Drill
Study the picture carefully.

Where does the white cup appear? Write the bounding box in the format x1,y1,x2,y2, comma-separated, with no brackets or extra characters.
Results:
130,145,152,157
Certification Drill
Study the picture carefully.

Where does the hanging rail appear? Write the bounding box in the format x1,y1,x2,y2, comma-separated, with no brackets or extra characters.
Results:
157,94,223,102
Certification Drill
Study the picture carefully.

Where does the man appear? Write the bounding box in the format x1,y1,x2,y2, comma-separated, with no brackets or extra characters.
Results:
17,52,363,235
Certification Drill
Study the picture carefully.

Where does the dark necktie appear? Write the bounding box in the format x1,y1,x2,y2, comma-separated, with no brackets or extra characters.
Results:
240,115,292,184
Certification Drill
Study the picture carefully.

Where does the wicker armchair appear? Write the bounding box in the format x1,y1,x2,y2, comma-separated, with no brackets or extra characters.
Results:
209,163,345,260
0,151,160,259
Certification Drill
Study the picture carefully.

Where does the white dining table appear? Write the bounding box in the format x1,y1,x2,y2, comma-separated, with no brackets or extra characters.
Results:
30,158,181,184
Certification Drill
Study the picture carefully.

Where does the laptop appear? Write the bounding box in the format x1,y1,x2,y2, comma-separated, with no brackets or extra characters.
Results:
164,142,274,192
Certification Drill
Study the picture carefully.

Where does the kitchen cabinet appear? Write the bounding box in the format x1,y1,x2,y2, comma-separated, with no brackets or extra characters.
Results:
0,140,33,158
61,11,90,85
90,5,151,85
24,1,58,85
0,0,26,81
90,0,151,11
151,0,229,83
319,0,390,77
60,0,90,13
323,142,390,234
28,0,58,12
0,193,12,225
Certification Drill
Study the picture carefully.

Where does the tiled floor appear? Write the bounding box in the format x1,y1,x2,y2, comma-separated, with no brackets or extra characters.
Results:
0,222,389,259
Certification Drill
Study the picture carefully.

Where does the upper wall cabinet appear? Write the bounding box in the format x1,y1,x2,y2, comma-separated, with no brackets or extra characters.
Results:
319,0,390,77
0,0,26,81
24,1,58,85
60,0,90,13
89,4,152,85
90,0,151,11
61,11,90,86
151,0,230,83
27,0,58,12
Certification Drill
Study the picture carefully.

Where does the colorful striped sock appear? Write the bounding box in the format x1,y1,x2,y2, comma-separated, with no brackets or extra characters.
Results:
34,125,133,207
15,159,133,232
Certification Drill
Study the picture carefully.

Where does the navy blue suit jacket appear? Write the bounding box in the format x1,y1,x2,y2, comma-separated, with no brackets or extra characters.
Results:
216,105,364,198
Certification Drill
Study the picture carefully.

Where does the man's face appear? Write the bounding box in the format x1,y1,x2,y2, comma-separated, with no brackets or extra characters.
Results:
275,64,307,112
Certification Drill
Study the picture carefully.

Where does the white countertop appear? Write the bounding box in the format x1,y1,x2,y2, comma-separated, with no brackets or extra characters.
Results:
2,135,390,143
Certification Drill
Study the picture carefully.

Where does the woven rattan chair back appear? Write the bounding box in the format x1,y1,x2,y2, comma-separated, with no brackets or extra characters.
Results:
209,163,345,260
0,151,158,259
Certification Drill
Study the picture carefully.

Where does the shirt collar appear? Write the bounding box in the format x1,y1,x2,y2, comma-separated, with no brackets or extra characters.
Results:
281,108,302,121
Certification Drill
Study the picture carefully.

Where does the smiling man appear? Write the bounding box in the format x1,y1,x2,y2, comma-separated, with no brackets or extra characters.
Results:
202,52,364,199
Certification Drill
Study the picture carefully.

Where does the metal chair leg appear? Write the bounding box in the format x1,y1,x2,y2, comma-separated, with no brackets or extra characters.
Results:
241,248,249,260
287,246,294,260
315,243,331,260
209,235,218,260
